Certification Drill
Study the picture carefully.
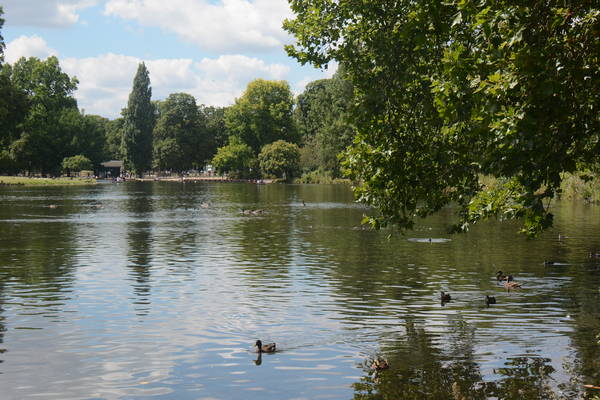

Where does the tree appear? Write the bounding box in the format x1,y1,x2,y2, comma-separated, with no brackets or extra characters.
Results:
225,79,297,153
285,1,600,236
73,114,109,165
199,104,228,160
8,56,79,175
62,155,92,176
0,6,4,63
0,64,29,173
295,69,354,176
122,62,154,177
153,93,208,172
211,137,257,178
258,140,300,180
152,137,181,172
104,118,124,160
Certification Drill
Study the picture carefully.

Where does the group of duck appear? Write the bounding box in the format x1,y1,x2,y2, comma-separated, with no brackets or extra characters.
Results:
440,270,522,308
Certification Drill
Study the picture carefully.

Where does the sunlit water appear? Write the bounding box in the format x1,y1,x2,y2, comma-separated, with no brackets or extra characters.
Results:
0,182,599,399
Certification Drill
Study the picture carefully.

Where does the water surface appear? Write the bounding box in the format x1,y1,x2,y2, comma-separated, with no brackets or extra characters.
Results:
0,182,599,399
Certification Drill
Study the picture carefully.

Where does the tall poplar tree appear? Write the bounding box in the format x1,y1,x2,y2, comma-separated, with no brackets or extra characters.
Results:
0,6,5,62
122,62,154,177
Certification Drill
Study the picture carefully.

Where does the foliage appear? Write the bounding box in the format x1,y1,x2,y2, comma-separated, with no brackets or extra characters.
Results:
122,62,154,177
153,92,209,172
258,140,300,180
295,169,350,184
152,137,181,171
295,69,355,176
285,1,600,236
225,79,297,153
62,155,92,174
558,172,600,204
0,6,4,62
199,104,228,159
7,56,79,175
0,66,28,173
211,137,257,178
104,117,124,160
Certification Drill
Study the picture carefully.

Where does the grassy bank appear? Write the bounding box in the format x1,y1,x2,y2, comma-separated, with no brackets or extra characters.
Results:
559,172,600,203
479,172,600,204
0,176,97,186
295,170,351,184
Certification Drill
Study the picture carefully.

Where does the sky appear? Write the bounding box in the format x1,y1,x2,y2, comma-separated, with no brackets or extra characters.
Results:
2,0,334,119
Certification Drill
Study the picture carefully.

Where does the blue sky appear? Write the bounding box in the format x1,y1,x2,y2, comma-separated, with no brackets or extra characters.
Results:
2,0,333,119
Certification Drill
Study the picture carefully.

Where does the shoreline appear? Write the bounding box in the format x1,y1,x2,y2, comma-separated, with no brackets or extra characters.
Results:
131,176,277,184
0,176,97,186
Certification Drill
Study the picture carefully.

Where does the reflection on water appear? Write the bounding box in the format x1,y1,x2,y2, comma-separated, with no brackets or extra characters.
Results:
0,182,599,399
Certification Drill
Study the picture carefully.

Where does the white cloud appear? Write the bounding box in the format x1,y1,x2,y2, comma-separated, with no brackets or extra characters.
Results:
292,61,338,96
2,0,97,28
60,53,292,118
5,35,59,64
104,0,292,53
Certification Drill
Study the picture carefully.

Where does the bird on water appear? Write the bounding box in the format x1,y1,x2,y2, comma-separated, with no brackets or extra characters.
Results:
254,340,276,353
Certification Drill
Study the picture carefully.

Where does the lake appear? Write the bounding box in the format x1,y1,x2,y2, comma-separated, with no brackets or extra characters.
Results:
0,182,599,399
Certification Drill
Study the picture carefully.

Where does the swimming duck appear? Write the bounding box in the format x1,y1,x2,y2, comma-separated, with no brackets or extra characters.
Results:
496,271,508,281
370,357,389,371
254,340,276,353
544,260,556,266
504,275,521,290
485,295,496,306
440,291,451,302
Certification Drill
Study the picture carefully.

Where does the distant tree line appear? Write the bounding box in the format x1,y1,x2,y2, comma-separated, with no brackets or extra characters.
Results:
0,7,354,181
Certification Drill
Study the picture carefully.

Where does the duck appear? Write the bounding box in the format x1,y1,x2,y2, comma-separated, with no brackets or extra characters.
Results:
504,275,521,290
496,271,508,281
485,295,496,306
543,260,556,266
254,340,276,353
589,251,600,259
370,357,389,371
440,291,451,302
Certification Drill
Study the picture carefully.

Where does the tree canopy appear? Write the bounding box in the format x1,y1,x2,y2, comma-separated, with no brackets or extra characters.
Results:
7,56,79,174
122,62,154,177
0,6,4,63
211,137,257,178
258,140,300,180
225,79,297,154
62,154,93,175
285,1,600,235
295,69,354,177
153,92,209,172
